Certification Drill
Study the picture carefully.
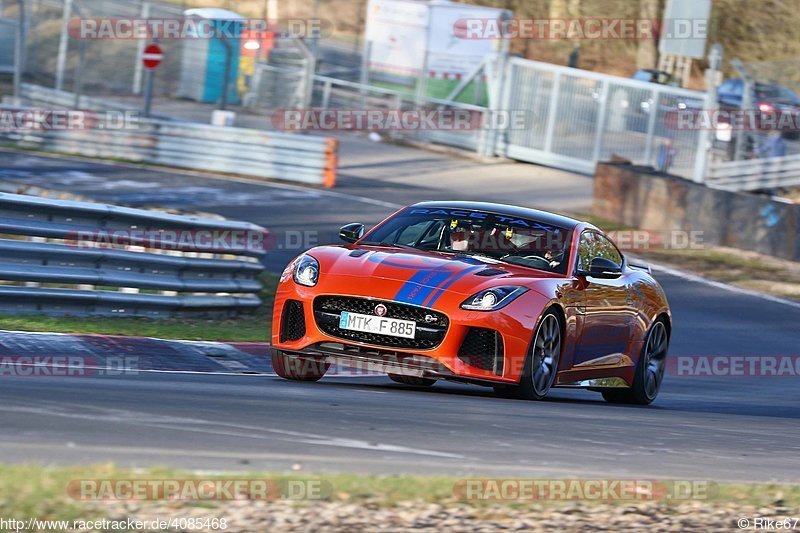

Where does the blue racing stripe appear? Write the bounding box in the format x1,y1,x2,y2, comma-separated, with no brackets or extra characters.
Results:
424,265,484,307
393,269,454,306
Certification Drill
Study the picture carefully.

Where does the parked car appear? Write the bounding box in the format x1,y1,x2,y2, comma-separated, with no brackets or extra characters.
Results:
717,79,800,140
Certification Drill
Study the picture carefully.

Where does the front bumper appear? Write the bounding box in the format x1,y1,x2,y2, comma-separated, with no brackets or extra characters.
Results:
271,281,550,384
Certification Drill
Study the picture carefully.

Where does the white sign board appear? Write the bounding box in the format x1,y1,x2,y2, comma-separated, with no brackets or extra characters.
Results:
426,3,505,76
365,0,507,78
658,0,711,59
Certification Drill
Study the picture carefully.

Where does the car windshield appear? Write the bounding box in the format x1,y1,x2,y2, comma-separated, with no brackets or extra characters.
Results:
755,84,800,103
361,207,573,274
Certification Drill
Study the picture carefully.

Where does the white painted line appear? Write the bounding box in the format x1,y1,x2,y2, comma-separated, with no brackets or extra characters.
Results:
650,262,800,311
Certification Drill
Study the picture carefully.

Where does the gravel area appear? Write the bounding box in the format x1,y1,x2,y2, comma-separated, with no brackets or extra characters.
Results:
99,500,797,532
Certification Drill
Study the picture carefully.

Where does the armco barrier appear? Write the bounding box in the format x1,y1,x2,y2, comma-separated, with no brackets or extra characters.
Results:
2,86,338,187
0,192,269,317
593,160,800,262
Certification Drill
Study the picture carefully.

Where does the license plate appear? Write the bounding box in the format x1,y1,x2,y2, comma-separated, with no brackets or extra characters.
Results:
339,311,416,339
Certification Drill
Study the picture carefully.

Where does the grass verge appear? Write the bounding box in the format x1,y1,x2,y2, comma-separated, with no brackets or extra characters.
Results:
0,273,278,342
1,464,798,519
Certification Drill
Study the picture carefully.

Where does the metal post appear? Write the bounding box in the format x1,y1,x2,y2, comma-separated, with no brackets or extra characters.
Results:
543,71,562,154
12,0,25,99
28,0,39,79
359,40,370,108
132,1,150,95
310,0,320,61
643,88,660,164
321,79,332,109
55,0,72,91
220,38,232,110
591,80,610,163
415,49,430,106
693,44,724,183
731,58,753,162
143,69,155,116
72,37,86,109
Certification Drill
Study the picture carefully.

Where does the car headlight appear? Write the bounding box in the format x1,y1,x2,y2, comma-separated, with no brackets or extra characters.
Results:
460,286,528,311
293,255,319,287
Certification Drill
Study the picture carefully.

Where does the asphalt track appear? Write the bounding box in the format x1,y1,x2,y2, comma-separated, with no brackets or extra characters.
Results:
0,150,798,483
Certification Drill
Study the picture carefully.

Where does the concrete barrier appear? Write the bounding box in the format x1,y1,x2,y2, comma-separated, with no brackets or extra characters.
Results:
593,161,799,261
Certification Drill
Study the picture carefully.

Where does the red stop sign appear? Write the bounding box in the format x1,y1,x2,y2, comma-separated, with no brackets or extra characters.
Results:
142,44,163,69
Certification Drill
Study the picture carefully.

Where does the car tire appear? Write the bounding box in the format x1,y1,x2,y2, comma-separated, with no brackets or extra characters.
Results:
494,309,562,401
602,319,669,405
388,373,436,387
271,350,329,382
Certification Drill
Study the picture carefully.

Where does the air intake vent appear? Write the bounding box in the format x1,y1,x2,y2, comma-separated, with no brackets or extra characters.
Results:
474,268,507,277
280,300,306,342
458,327,504,375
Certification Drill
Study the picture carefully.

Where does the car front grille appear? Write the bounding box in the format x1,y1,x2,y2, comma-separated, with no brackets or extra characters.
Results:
458,327,504,375
280,300,306,342
313,296,449,349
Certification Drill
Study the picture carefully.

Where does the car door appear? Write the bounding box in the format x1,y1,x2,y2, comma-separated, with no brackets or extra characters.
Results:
572,231,632,366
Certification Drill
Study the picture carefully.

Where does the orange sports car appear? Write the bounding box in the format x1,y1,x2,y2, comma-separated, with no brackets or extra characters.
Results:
271,202,671,404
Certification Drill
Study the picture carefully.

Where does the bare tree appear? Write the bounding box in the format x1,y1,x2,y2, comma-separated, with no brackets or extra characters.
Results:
636,0,661,69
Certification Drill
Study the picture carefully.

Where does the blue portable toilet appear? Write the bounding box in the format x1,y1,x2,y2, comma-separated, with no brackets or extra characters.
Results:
177,8,243,105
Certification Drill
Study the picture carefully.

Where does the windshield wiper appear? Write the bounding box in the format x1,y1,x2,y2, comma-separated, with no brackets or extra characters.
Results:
360,241,418,251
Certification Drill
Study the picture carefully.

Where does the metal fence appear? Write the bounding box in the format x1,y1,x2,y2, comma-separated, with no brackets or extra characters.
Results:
0,191,267,318
497,57,706,179
707,154,800,191
25,0,188,97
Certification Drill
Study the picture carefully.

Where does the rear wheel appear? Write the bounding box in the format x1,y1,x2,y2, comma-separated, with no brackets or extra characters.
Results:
494,310,562,401
388,374,436,387
271,350,329,382
602,320,669,405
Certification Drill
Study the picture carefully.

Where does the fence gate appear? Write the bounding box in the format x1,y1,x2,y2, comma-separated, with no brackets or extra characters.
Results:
497,57,706,179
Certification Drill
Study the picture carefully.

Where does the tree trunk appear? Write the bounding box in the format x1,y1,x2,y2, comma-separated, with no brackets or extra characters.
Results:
636,0,661,69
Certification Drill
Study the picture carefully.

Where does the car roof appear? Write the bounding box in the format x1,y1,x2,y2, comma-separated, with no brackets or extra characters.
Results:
408,201,583,230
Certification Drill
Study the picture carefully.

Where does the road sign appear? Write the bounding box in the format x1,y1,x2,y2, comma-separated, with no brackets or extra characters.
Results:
142,44,163,69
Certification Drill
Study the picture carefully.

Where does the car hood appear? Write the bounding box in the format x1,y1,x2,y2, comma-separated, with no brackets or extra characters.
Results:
306,245,561,303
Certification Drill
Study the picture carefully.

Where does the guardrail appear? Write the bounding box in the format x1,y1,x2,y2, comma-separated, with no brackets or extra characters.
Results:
4,85,339,187
707,154,800,191
0,192,269,318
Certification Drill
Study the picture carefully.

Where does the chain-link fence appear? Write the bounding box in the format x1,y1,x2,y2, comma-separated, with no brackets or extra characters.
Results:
23,0,188,98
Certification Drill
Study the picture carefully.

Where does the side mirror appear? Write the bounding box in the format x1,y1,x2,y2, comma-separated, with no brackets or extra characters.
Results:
578,257,622,279
339,223,365,243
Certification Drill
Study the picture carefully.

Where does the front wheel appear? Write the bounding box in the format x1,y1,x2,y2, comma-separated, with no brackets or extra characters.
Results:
494,309,562,401
271,350,329,382
602,320,669,405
